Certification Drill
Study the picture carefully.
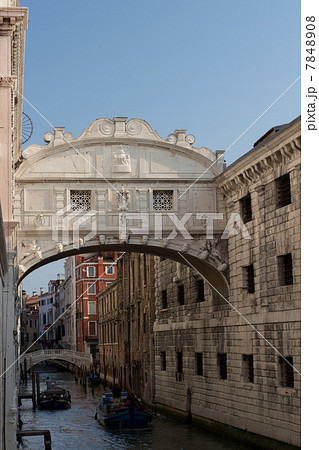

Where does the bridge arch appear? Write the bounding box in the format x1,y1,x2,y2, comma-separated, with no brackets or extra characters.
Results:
15,117,229,296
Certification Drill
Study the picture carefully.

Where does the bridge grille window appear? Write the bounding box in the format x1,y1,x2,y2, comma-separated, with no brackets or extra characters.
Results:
276,174,291,208
278,253,293,286
195,352,203,376
153,190,173,211
240,194,252,223
218,353,227,380
242,354,254,383
70,190,91,211
279,356,294,388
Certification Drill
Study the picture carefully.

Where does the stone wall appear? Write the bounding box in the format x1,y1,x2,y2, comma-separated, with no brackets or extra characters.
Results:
153,117,301,447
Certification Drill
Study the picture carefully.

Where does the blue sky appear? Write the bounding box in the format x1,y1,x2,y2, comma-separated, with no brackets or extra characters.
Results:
21,0,301,294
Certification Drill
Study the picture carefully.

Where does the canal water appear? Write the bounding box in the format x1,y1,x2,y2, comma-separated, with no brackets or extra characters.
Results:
18,367,251,449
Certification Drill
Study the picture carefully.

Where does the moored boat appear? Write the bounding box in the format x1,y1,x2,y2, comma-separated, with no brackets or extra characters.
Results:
37,387,71,410
95,391,152,430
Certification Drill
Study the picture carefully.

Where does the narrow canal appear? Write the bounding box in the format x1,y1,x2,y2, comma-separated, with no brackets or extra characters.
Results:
18,367,251,449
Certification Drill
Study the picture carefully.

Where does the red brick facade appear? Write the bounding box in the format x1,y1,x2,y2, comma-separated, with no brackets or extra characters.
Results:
75,252,118,356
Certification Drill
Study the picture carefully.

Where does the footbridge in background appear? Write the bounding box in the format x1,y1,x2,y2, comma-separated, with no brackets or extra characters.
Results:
23,349,92,371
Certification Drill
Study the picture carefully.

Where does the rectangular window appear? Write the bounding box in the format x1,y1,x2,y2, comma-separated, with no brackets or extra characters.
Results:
88,301,97,315
178,285,185,306
29,319,32,328
243,264,255,293
278,254,293,286
240,194,252,223
87,283,96,294
143,313,147,334
161,290,168,309
88,321,97,336
177,352,183,374
160,351,166,371
218,353,227,380
242,354,254,383
195,352,203,376
153,190,173,211
87,266,96,277
106,266,115,275
70,190,91,211
196,279,205,302
33,332,37,341
276,174,291,208
143,254,147,284
279,356,294,388
43,313,46,325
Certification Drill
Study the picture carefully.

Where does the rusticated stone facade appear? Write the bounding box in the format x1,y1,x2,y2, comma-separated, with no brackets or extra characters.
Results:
154,117,301,447
116,253,155,403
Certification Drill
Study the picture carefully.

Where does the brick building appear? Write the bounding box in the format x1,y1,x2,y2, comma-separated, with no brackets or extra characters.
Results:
115,253,155,402
153,117,301,447
75,253,118,356
21,290,39,353
97,281,119,384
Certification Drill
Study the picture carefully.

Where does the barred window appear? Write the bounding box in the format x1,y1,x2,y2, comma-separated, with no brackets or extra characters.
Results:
278,254,293,286
178,284,185,306
218,353,227,380
243,264,255,293
195,352,203,376
153,190,173,211
177,351,183,374
276,174,291,208
161,290,168,309
70,190,91,211
240,194,252,223
242,354,254,383
196,279,205,302
279,356,294,388
160,351,166,371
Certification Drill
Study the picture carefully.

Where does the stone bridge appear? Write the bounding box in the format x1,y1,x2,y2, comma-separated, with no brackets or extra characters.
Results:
23,349,92,371
15,117,230,296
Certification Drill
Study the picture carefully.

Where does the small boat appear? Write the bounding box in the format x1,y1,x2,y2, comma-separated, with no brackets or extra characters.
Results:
38,387,71,410
88,373,100,386
95,391,152,430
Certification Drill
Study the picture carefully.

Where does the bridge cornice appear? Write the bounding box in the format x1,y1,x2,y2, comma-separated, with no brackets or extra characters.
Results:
17,117,224,177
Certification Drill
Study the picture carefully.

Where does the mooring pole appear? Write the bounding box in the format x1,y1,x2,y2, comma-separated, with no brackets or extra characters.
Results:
32,370,36,410
20,363,24,383
24,358,27,383
36,373,40,404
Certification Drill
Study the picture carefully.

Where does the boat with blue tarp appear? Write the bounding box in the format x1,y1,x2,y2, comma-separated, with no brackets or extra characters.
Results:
95,390,152,430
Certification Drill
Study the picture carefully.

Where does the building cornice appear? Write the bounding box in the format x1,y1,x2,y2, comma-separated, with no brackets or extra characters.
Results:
216,117,301,196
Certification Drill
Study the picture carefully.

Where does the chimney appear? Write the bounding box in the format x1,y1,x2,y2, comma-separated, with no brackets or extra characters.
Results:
40,287,44,295
33,291,37,297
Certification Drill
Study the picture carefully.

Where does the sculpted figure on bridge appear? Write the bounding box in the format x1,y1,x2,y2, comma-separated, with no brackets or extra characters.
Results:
117,185,130,211
112,145,131,173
